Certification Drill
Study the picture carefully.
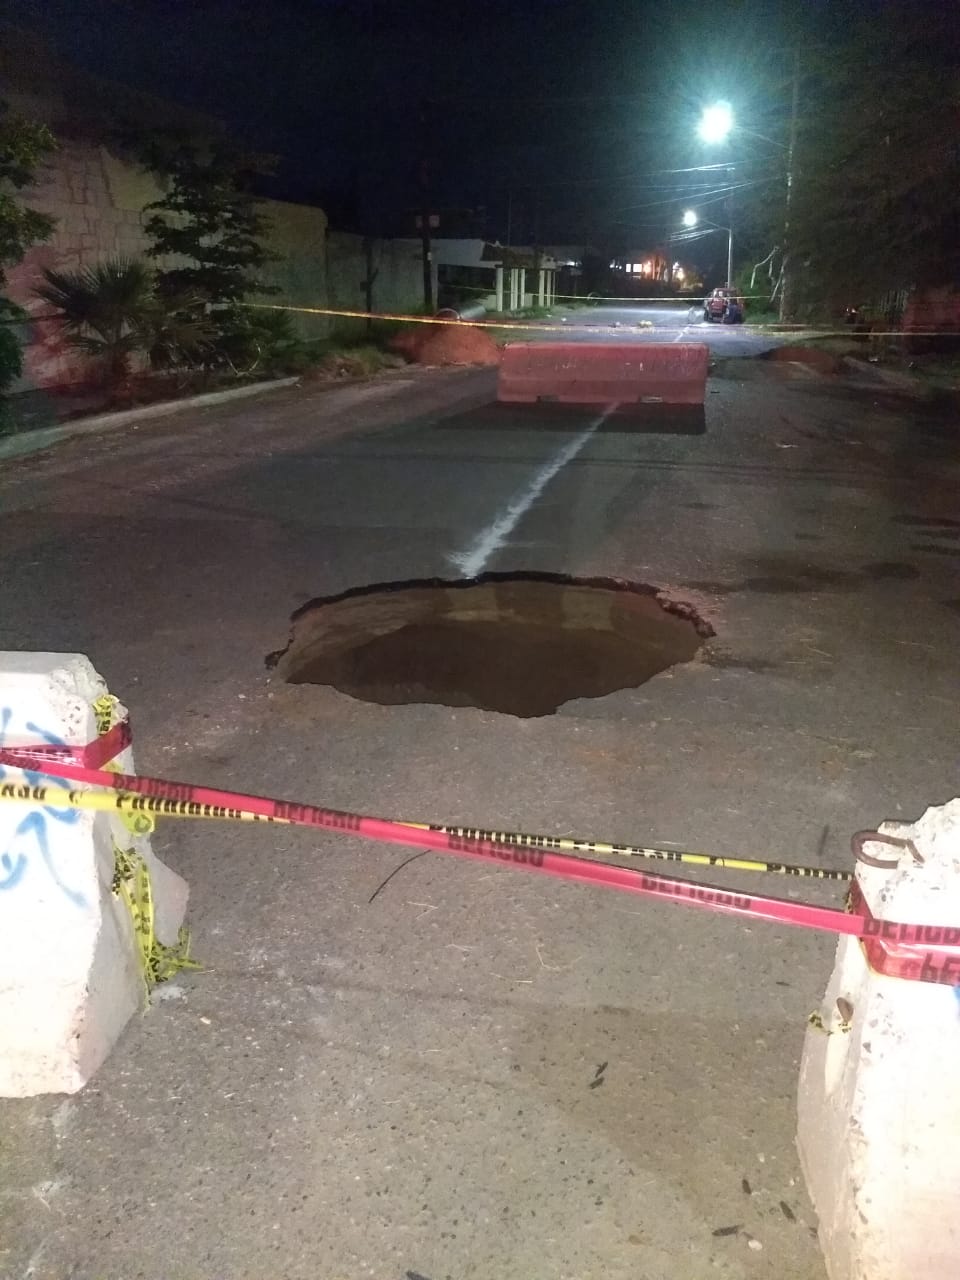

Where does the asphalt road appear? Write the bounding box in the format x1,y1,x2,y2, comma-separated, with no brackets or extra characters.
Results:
1,342,959,1280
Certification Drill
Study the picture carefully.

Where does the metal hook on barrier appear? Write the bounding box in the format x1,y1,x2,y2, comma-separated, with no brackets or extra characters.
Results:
851,830,924,870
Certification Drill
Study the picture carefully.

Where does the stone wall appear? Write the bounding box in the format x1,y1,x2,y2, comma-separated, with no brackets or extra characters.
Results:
6,140,162,389
4,138,334,389
5,131,431,387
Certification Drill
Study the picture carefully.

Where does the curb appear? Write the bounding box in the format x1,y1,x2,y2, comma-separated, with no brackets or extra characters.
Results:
0,376,299,463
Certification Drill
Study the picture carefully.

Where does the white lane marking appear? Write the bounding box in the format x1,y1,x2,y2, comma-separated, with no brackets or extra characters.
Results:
449,405,616,577
672,325,689,342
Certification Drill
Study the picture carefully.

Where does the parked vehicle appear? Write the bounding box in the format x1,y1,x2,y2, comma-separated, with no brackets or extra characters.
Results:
703,287,744,323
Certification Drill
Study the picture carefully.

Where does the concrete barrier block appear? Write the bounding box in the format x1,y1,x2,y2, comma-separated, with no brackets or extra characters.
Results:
497,341,710,406
797,799,960,1280
0,652,188,1097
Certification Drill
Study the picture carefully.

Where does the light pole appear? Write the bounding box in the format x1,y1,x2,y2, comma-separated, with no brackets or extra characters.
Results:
696,83,800,318
779,51,801,322
696,103,735,287
681,210,733,294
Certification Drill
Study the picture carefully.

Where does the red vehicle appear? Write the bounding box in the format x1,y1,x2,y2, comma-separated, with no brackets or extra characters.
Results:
703,288,744,323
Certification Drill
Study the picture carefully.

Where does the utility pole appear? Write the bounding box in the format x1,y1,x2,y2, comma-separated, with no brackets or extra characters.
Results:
418,100,434,313
727,164,735,288
779,50,801,321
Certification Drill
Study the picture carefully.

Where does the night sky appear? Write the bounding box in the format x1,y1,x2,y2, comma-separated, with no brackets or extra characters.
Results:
5,0,865,265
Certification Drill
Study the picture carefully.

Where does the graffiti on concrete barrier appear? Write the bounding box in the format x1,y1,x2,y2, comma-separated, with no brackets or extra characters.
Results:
0,707,87,907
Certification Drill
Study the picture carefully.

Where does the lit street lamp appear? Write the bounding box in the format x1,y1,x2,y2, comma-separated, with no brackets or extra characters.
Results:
697,101,733,144
680,210,733,293
695,77,801,319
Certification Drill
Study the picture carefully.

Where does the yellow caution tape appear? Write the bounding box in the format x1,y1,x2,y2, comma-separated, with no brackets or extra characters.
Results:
404,822,850,881
92,694,119,737
243,301,960,343
0,781,284,824
807,1006,852,1036
112,840,199,999
91,695,155,833
242,302,653,333
0,781,850,881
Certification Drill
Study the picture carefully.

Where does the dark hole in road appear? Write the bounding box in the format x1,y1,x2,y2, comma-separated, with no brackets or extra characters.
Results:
270,572,713,718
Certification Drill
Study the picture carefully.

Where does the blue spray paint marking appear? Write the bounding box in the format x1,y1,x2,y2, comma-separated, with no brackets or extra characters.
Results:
0,707,87,907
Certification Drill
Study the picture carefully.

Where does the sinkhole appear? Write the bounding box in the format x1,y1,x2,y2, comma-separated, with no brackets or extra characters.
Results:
269,572,713,719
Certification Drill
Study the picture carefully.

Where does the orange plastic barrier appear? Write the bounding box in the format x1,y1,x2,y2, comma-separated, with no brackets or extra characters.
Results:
497,341,710,406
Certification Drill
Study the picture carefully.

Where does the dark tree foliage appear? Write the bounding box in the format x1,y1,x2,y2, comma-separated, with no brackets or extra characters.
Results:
0,101,56,407
138,133,276,307
789,8,960,306
128,129,295,369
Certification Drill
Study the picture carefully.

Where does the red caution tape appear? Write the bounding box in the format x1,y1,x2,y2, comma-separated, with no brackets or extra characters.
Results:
848,882,960,986
1,742,958,985
8,719,132,770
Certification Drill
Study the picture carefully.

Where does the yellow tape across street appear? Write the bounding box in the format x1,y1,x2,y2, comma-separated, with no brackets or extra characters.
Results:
0,780,851,881
241,302,653,333
241,302,953,343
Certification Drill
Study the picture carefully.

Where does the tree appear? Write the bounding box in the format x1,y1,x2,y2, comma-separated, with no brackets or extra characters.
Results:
131,130,287,368
138,134,274,304
788,9,960,309
0,101,56,421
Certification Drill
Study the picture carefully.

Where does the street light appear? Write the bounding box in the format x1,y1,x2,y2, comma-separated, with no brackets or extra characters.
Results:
697,101,733,144
682,209,698,228
696,76,800,318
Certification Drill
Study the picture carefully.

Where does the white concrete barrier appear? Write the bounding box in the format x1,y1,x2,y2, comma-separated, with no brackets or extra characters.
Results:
0,653,188,1096
798,799,960,1280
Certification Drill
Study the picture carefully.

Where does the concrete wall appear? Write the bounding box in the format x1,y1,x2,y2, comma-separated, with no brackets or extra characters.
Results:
259,201,329,341
326,232,428,337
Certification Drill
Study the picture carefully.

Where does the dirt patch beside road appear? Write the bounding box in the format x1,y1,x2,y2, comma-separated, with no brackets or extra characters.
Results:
390,322,501,366
766,346,843,375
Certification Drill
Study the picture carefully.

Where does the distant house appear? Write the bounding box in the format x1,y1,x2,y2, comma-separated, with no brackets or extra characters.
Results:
433,239,571,311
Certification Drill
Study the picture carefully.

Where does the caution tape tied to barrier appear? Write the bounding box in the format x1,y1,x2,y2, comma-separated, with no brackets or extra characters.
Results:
1,737,959,988
4,705,198,995
112,840,200,995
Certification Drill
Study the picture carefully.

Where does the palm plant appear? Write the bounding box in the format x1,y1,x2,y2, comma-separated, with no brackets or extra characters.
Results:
143,282,217,371
35,257,156,385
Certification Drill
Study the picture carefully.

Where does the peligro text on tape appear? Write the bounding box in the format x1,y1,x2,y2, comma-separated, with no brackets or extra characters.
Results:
0,759,957,985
